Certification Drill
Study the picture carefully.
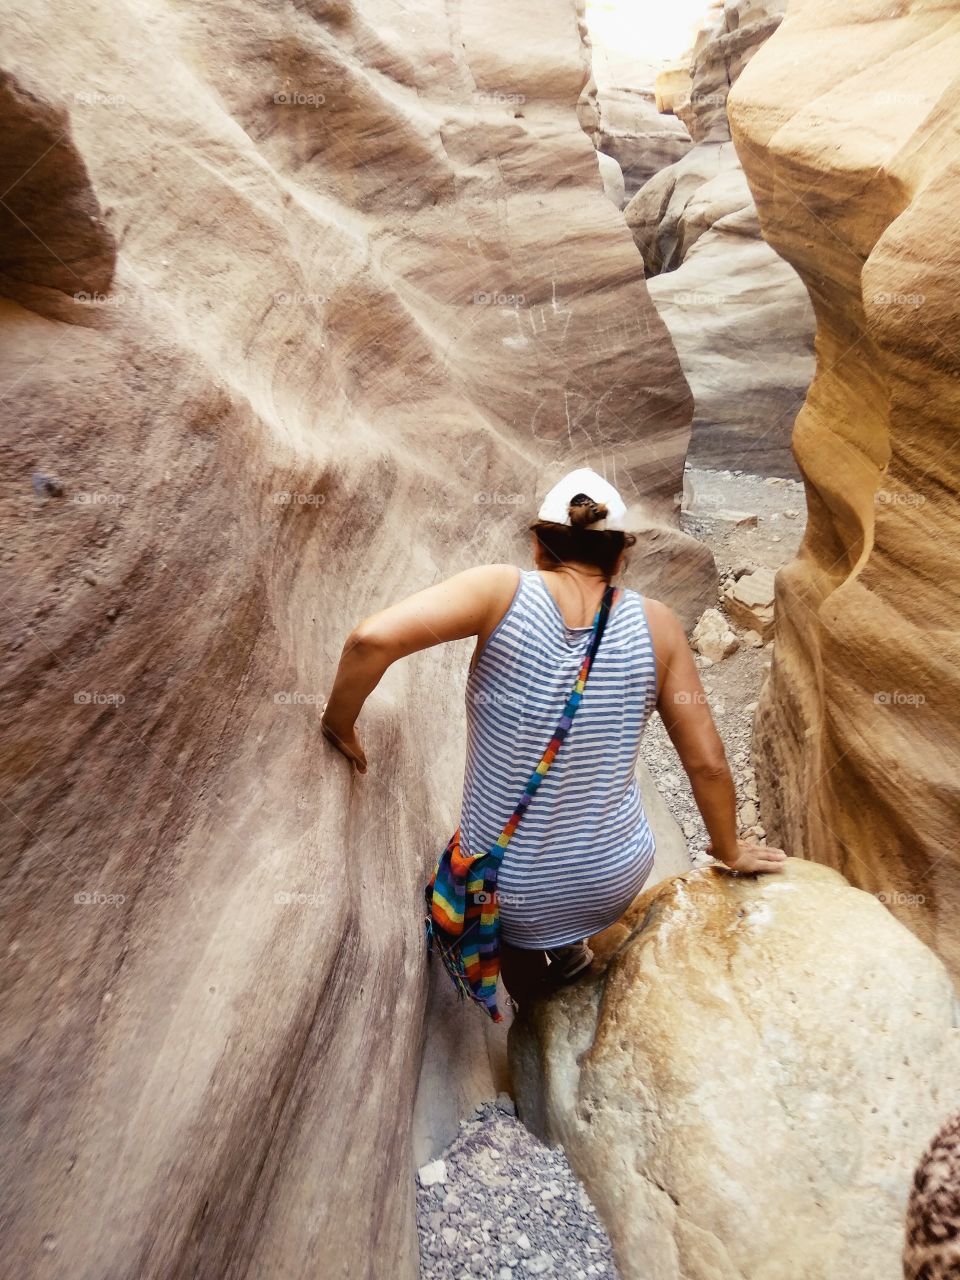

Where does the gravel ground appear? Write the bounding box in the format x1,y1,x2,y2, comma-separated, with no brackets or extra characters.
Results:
640,466,806,863
417,1098,618,1280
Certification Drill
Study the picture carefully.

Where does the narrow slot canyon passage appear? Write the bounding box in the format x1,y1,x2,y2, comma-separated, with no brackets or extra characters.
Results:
418,5,816,1271
1,1,958,1279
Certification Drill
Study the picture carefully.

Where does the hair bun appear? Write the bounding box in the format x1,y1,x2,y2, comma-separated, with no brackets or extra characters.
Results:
568,494,608,528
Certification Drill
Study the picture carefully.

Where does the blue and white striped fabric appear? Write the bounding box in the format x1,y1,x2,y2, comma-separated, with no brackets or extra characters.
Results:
460,568,659,949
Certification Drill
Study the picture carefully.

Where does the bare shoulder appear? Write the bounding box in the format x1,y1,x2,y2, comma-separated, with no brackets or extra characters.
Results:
450,562,521,598
445,562,521,617
638,595,686,645
465,562,522,585
478,562,522,610
463,564,523,653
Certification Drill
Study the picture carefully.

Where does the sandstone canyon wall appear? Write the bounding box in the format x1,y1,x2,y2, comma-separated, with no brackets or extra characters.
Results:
626,0,816,476
0,1,711,1276
728,2,960,983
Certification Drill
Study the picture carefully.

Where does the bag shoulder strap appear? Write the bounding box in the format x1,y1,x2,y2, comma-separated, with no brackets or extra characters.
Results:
490,582,618,856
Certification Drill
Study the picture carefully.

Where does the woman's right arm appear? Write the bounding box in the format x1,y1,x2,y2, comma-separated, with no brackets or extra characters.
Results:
644,598,787,875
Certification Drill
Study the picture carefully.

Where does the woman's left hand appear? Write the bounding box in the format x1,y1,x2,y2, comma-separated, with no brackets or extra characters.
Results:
709,839,787,874
321,713,367,773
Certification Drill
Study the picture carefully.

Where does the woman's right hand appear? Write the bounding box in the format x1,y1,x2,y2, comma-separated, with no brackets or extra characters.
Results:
709,839,788,874
320,710,368,774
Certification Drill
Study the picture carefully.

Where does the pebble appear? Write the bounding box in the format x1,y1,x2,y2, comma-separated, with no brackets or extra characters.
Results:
738,801,758,829
81,569,98,586
32,473,64,498
419,1159,447,1187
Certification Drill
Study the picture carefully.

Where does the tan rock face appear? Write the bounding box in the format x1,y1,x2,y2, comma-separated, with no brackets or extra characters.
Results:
626,142,742,276
510,860,960,1280
654,64,693,116
596,87,692,201
728,1,960,984
0,2,709,1276
683,0,787,144
646,215,815,476
624,1,815,476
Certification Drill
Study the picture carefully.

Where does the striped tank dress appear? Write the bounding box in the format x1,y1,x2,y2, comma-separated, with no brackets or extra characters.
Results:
460,568,659,950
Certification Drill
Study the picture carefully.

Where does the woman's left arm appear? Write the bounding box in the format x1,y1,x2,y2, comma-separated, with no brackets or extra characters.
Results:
320,564,519,772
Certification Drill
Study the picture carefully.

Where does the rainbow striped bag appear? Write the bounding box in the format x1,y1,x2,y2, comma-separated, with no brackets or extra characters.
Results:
423,583,618,1021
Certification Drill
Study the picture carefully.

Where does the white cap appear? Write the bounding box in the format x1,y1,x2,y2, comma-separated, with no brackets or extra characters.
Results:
536,467,627,531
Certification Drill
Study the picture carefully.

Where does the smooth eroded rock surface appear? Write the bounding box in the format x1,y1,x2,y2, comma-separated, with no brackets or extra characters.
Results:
679,0,787,143
596,86,693,201
729,0,960,984
510,859,960,1280
0,1,710,1276
586,34,693,201
625,0,815,477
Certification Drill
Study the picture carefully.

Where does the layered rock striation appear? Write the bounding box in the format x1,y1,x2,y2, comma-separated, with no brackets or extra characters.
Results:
0,1,710,1276
625,0,815,476
729,0,960,985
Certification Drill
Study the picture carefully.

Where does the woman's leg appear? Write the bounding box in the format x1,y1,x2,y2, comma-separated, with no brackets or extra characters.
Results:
500,940,550,1009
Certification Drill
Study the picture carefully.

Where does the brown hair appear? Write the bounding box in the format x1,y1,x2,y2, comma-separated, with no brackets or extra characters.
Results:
529,493,636,579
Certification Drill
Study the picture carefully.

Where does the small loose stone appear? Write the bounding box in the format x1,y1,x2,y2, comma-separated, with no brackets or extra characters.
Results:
418,1159,447,1188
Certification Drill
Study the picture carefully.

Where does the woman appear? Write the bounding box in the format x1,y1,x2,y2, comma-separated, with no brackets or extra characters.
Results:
321,467,786,1008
